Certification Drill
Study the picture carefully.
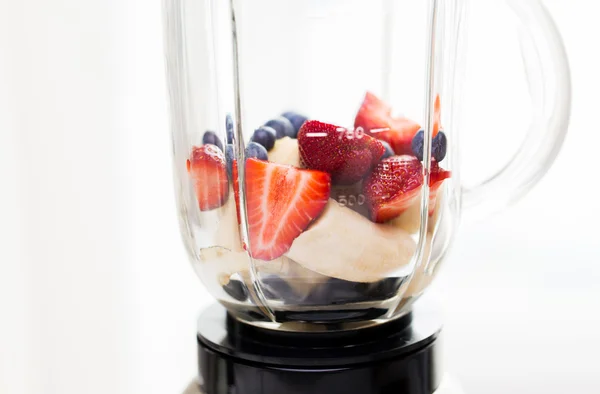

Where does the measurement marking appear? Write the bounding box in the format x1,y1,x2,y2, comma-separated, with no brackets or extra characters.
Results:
306,132,328,138
370,128,390,134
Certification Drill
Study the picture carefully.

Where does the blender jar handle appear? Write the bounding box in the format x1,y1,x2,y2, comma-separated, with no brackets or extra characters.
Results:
460,0,571,219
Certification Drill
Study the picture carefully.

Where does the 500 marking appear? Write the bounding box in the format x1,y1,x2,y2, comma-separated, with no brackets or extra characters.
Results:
336,194,366,207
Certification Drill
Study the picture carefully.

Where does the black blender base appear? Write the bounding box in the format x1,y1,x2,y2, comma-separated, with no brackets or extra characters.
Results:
196,300,444,394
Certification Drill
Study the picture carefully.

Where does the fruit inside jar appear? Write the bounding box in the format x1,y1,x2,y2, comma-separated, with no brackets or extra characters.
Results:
187,92,451,325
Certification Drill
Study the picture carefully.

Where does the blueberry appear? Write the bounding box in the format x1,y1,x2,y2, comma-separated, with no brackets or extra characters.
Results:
306,278,370,304
202,130,223,151
411,130,425,161
225,114,234,144
411,130,448,162
245,142,268,161
432,131,447,162
251,127,276,151
364,278,403,300
281,111,308,137
261,276,307,304
380,141,395,159
223,279,248,302
225,144,234,178
305,278,402,305
265,117,295,139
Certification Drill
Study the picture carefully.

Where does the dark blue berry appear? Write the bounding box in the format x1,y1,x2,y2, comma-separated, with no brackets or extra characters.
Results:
245,142,268,161
202,130,223,151
225,114,234,144
251,127,276,151
261,276,307,304
281,111,308,137
304,278,401,305
432,131,447,162
380,141,395,159
225,144,234,178
411,130,448,162
411,130,425,161
265,117,295,139
223,279,248,301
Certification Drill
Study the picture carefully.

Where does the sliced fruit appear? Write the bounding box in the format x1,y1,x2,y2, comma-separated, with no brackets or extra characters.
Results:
364,156,451,223
354,91,393,134
363,155,424,223
298,120,385,185
214,189,243,252
268,137,301,167
286,200,417,283
233,158,331,261
388,199,421,234
354,91,421,155
428,160,451,216
187,145,229,211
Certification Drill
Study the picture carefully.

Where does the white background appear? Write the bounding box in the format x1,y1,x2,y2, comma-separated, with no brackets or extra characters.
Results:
1,1,599,393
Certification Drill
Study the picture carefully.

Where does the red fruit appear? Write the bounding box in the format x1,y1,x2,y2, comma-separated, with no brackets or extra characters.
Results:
433,94,442,138
428,160,451,215
354,92,422,155
384,117,423,155
364,155,424,223
298,120,385,185
354,91,393,134
187,145,229,211
363,156,451,222
233,158,331,261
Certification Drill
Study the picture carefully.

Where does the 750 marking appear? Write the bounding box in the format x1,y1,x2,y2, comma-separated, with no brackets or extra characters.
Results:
336,127,365,141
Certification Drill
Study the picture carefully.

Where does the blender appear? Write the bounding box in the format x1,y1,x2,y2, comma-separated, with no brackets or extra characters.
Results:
163,1,571,393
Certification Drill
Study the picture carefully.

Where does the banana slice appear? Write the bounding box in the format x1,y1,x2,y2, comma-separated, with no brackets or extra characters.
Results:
387,199,422,234
403,234,434,299
286,200,417,283
198,247,324,300
268,137,301,167
428,187,445,233
214,189,243,252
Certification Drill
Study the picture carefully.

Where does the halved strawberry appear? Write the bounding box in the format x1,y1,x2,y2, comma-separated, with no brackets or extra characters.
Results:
298,120,385,185
354,91,393,134
233,158,331,261
187,145,229,211
364,156,451,223
363,155,424,223
354,91,422,155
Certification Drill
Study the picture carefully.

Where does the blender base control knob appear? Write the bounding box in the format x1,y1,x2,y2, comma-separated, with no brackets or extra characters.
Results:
194,299,445,394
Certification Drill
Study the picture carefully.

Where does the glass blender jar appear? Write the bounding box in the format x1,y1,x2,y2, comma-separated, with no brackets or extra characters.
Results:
163,0,570,393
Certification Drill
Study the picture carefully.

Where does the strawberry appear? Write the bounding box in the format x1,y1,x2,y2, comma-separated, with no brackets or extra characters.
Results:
187,145,229,211
354,91,393,134
233,158,331,261
354,91,422,155
298,120,385,185
363,155,424,223
363,156,451,223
